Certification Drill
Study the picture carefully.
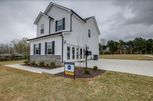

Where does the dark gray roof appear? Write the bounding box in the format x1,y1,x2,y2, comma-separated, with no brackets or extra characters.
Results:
27,32,62,41
84,16,94,21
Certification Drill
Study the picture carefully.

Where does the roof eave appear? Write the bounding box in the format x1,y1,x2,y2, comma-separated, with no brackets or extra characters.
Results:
27,32,62,41
44,2,86,23
34,12,54,25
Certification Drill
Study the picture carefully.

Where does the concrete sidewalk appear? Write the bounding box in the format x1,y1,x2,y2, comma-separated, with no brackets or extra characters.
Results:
5,64,64,74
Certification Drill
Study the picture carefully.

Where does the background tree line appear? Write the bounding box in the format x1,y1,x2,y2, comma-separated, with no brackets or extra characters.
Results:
0,37,29,60
99,37,153,54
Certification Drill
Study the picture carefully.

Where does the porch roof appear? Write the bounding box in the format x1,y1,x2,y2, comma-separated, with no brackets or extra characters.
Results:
27,32,62,41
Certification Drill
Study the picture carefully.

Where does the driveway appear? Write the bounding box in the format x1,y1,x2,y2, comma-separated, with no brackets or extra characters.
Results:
5,59,153,77
76,59,153,77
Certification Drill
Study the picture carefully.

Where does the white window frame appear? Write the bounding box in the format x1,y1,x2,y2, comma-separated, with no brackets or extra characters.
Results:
40,24,44,34
88,29,91,38
72,47,75,59
67,46,70,60
47,42,52,54
56,18,65,31
35,44,40,55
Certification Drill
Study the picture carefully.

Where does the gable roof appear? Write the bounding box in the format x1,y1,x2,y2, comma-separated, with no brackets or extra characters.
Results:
33,2,100,34
93,17,101,35
84,16,101,35
34,12,54,25
84,16,93,21
44,2,86,23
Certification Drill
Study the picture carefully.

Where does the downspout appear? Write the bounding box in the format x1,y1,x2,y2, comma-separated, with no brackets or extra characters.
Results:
59,13,73,63
60,34,64,63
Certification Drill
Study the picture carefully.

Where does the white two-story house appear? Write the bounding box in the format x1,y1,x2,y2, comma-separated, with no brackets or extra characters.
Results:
28,2,100,65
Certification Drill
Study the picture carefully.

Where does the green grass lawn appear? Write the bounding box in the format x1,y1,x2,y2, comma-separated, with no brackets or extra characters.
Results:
100,54,153,60
0,61,153,101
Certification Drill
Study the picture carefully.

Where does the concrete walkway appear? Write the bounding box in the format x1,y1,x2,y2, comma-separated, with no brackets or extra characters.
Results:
5,64,64,74
76,59,153,77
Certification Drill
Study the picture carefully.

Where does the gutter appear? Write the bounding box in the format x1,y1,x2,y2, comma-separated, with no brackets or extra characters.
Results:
71,10,86,23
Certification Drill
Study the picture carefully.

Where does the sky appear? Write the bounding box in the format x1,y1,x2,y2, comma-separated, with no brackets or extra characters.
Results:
0,0,153,43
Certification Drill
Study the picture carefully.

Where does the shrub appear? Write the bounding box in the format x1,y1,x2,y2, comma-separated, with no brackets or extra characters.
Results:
93,66,98,70
50,62,56,68
84,69,90,74
24,60,29,65
45,64,49,67
39,61,45,67
31,61,36,66
34,63,38,67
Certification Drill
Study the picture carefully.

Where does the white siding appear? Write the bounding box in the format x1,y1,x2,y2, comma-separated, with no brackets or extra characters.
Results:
32,4,99,62
37,16,49,37
30,36,62,56
85,18,99,56
63,16,99,61
47,6,71,34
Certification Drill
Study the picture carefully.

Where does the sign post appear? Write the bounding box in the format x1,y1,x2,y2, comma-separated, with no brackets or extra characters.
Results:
64,62,75,79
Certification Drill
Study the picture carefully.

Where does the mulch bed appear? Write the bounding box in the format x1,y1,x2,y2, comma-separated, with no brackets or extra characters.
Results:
55,68,106,78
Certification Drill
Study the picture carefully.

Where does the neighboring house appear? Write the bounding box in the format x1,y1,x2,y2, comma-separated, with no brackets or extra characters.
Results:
28,2,100,65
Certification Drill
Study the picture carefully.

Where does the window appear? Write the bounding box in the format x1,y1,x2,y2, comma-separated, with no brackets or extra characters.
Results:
34,43,41,55
67,46,70,60
80,48,82,59
45,41,55,54
56,18,65,31
88,29,91,38
72,47,75,59
41,24,44,34
76,48,79,59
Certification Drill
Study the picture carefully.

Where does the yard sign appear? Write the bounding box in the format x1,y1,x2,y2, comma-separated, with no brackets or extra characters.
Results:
64,62,75,79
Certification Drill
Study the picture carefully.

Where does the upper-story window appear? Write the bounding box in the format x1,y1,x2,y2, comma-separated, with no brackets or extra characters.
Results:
55,18,65,31
88,29,91,38
40,24,44,34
